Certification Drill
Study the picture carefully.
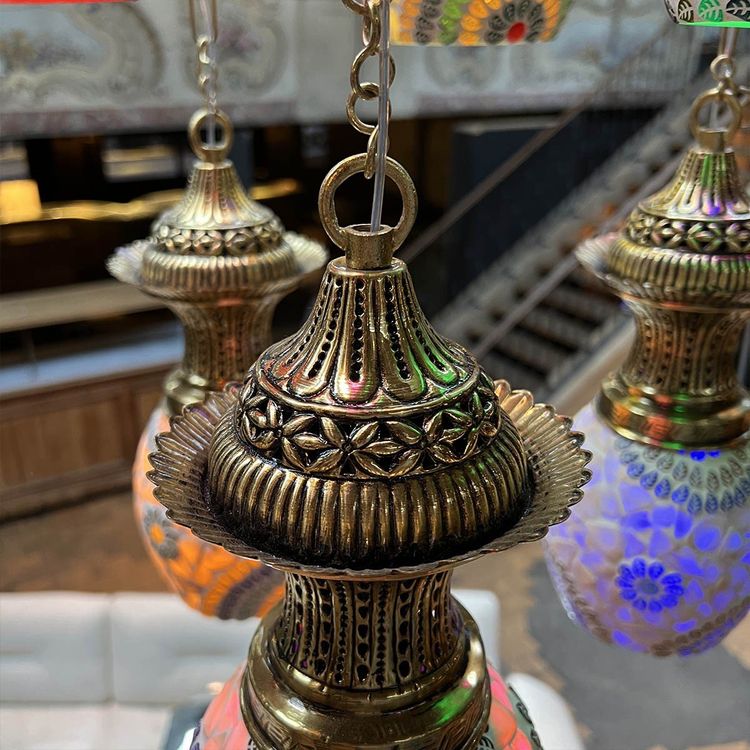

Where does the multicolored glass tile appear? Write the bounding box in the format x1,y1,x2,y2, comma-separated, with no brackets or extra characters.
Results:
544,403,750,657
663,0,750,25
391,0,572,45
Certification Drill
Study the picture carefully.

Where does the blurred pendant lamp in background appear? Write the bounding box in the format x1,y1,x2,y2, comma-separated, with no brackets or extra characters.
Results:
107,0,326,620
390,0,573,46
664,0,750,27
148,1,590,748
545,31,750,657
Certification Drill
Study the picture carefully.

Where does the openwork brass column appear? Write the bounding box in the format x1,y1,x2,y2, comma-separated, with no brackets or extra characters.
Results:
108,0,326,620
545,75,750,657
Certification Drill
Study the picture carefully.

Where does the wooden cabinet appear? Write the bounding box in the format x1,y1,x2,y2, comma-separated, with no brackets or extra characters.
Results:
0,367,168,521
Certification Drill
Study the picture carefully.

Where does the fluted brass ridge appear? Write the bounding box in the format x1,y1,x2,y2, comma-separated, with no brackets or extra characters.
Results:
578,86,750,449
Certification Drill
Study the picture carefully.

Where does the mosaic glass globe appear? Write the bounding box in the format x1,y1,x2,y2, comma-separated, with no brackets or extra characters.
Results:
188,663,543,750
545,403,750,657
391,0,572,46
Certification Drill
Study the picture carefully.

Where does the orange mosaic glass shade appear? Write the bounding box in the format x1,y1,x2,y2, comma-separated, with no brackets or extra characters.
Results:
391,0,572,46
133,408,284,620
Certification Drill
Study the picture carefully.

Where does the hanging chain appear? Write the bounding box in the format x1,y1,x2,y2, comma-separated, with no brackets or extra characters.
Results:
344,0,395,182
319,0,416,264
689,29,743,152
189,0,220,142
710,28,739,97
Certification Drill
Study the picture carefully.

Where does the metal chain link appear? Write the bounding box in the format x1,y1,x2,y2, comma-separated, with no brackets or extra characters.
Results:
706,29,742,134
344,0,395,180
710,28,739,96
196,35,219,115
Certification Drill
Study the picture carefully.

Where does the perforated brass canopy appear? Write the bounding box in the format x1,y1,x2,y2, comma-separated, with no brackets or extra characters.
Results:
581,88,750,307
585,147,750,306
108,159,325,301
205,256,532,570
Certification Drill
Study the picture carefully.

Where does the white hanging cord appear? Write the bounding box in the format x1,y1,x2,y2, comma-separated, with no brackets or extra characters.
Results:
370,0,390,232
344,0,395,233
189,0,220,147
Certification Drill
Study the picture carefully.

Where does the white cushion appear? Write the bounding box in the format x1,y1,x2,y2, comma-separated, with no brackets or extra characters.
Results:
110,593,259,704
0,593,111,703
507,672,585,750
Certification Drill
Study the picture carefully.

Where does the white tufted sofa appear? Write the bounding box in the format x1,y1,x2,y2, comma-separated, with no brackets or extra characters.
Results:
0,590,584,750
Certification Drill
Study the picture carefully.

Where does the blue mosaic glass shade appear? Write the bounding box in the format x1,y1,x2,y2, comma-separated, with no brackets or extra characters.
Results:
545,403,750,657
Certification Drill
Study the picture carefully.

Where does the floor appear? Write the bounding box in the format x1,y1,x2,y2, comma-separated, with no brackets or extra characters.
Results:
1,492,749,750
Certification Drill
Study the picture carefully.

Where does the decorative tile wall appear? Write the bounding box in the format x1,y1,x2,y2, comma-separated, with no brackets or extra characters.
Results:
0,0,700,137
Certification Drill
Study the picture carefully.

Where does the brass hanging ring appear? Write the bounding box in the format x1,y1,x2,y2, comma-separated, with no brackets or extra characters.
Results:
318,154,417,251
689,87,742,151
188,107,233,163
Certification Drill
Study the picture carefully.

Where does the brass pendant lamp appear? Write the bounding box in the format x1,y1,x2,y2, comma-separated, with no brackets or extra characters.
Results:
108,0,326,620
545,37,750,657
149,1,590,746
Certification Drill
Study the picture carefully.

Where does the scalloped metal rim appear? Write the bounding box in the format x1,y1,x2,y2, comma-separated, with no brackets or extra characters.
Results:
108,233,327,299
148,380,591,580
